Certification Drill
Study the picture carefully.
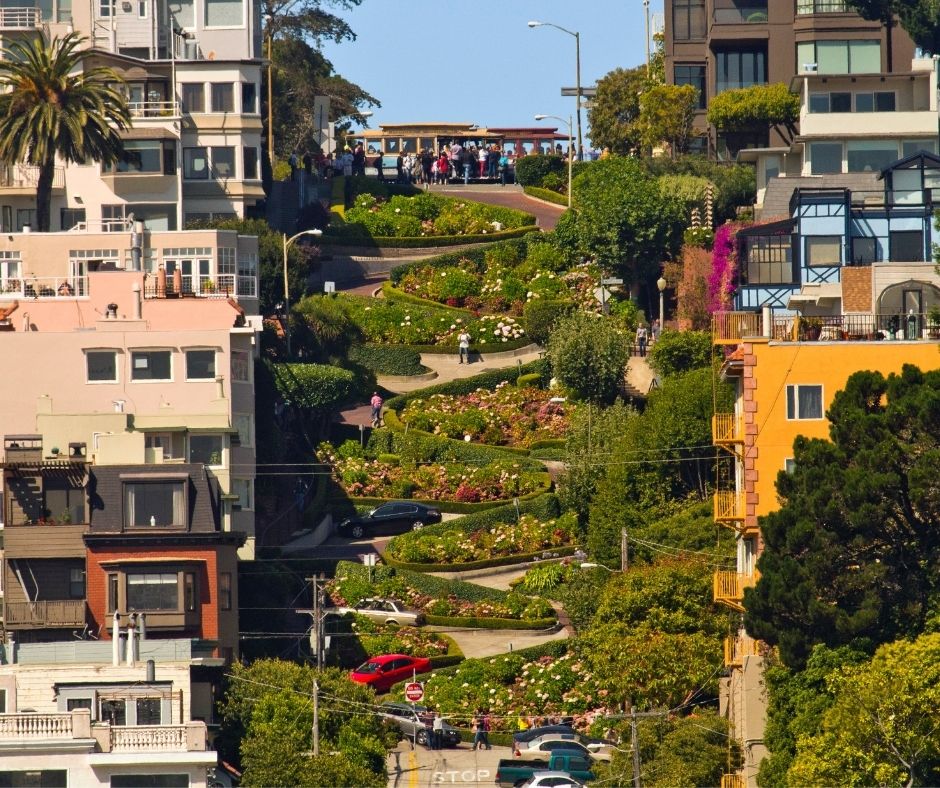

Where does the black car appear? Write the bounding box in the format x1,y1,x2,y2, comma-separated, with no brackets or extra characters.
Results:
336,501,442,539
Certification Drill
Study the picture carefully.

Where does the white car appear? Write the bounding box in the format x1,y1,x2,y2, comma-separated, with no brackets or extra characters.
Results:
516,735,613,762
331,597,426,627
519,772,585,788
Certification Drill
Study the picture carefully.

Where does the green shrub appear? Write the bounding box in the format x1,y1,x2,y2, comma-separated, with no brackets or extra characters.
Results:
515,155,565,187
647,330,716,377
516,373,542,388
541,172,565,193
547,312,630,404
517,562,570,595
523,186,569,206
525,242,567,273
268,362,357,411
523,298,574,346
424,615,557,630
347,344,429,376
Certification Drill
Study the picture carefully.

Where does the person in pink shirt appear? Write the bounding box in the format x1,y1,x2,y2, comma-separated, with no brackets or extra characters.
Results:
370,392,383,427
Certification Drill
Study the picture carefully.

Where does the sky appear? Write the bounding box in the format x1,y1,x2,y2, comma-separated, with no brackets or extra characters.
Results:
321,0,663,149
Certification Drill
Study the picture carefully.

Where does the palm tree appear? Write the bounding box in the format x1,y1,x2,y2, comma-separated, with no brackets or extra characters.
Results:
0,34,130,232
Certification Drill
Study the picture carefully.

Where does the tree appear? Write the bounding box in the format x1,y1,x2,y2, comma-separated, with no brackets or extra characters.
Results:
547,312,630,405
706,83,799,146
292,294,363,362
646,330,715,378
845,0,940,59
638,84,699,158
587,66,647,155
744,365,940,669
670,245,713,330
570,157,685,286
642,156,756,226
787,634,940,787
0,34,129,232
218,659,392,787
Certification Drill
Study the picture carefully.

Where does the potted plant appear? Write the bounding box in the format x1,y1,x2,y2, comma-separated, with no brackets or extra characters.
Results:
928,306,940,339
800,316,823,341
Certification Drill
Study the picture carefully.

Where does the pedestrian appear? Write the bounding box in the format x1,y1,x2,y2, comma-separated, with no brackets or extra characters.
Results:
636,323,648,357
487,146,500,179
498,152,510,186
396,152,404,183
370,391,383,427
302,151,312,175
471,713,482,751
651,318,661,344
352,143,366,177
288,151,298,179
421,148,434,185
480,711,492,750
432,712,444,750
457,329,471,364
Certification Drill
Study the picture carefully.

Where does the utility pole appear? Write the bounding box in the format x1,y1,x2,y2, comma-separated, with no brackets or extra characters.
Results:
312,677,319,757
307,575,326,670
601,706,667,788
621,528,628,572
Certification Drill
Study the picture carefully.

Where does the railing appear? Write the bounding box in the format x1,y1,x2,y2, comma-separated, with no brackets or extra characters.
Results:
5,600,87,627
714,490,745,523
792,187,939,211
70,219,133,233
144,275,257,300
713,4,768,23
0,165,65,189
128,101,178,118
796,0,848,12
724,634,760,667
712,413,743,445
720,774,747,788
0,7,42,27
0,276,88,299
0,713,73,739
713,311,763,344
771,313,940,343
111,725,187,752
713,571,757,610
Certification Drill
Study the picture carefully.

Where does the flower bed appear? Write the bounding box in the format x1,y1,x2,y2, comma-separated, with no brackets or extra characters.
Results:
397,381,572,448
351,615,452,658
387,513,579,565
320,442,544,503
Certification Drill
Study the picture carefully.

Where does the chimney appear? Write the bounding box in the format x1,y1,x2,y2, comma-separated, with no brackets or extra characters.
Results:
146,659,155,683
125,613,136,667
132,282,142,320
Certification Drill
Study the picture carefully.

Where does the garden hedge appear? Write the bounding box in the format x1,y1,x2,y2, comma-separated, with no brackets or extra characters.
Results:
389,238,531,285
384,359,551,410
424,615,558,630
382,408,532,458
514,155,566,187
523,186,569,206
319,226,538,249
366,428,547,472
347,344,429,377
383,545,579,574
380,280,475,314
516,373,542,388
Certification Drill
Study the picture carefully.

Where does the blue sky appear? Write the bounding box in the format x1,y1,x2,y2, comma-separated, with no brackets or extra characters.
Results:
321,0,662,148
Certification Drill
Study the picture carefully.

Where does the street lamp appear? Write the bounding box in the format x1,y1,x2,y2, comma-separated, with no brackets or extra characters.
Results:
657,276,667,336
528,20,582,161
283,228,323,357
534,114,573,208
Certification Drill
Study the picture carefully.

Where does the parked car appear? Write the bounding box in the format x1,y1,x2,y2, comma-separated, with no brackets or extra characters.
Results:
378,702,461,747
337,501,442,539
495,754,595,788
513,725,610,752
349,653,432,693
519,772,586,788
516,736,612,762
332,598,426,627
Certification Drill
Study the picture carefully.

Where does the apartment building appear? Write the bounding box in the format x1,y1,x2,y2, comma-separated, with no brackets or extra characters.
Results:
663,0,916,157
0,0,263,232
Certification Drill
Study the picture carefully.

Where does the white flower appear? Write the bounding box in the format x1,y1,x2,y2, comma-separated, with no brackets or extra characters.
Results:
464,435,472,442
450,324,456,330
395,208,401,213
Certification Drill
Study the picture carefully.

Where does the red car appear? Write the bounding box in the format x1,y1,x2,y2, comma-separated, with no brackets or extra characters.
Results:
349,654,432,693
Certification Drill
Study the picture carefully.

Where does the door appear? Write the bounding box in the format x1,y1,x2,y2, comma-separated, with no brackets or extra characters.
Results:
903,288,923,338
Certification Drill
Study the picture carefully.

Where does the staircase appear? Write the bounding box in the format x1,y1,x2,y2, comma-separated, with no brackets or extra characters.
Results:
6,473,43,524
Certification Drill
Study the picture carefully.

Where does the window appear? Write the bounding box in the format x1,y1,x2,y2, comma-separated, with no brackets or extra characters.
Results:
715,49,766,93
16,209,35,232
902,140,938,158
220,572,232,610
189,434,223,466
131,350,171,381
243,146,258,179
185,349,215,380
805,236,842,266
847,140,898,172
137,0,146,16
124,481,185,528
850,236,878,265
127,572,178,611
233,478,253,510
231,350,251,382
0,689,6,713
69,568,85,599
87,350,117,382
100,698,127,726
98,0,111,16
167,0,192,27
136,698,162,725
786,384,824,420
184,572,197,612
241,82,257,113
797,40,880,74
743,234,793,284
890,230,924,262
808,91,851,113
212,146,235,178
855,91,895,112
210,82,234,112
111,776,189,788
108,140,167,174
233,414,253,447
61,207,85,230
45,477,85,524
67,697,92,712
145,432,181,459
674,65,706,109
673,0,705,40
796,0,848,12
181,83,204,113
809,142,842,174
108,573,118,613
184,147,208,179
0,771,67,787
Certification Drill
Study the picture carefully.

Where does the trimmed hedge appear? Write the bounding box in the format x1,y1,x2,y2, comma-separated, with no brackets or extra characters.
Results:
524,185,569,206
384,359,551,411
392,494,561,540
428,654,465,669
389,238,531,285
530,447,567,461
366,428,547,471
425,615,557,630
516,373,542,388
416,640,569,684
320,225,538,249
383,545,579,573
382,408,532,458
381,280,475,314
347,344,429,377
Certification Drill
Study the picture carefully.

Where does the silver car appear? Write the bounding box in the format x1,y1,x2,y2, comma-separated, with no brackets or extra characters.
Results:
333,597,426,627
378,702,461,747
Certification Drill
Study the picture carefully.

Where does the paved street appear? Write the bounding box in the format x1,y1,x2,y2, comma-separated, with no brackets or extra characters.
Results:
387,739,511,788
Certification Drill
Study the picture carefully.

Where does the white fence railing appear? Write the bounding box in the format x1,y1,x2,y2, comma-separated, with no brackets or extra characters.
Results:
0,276,88,299
111,724,188,752
128,101,179,118
0,713,73,739
0,165,65,189
0,7,41,27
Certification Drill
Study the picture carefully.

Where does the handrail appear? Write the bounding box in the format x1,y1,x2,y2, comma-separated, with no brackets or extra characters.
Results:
111,724,188,751
0,713,73,738
0,276,88,299
712,312,762,344
128,100,179,118
0,7,42,27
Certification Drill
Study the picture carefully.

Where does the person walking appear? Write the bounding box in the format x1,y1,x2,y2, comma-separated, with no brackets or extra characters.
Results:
651,318,661,344
479,711,492,750
370,391,383,427
437,151,449,184
432,712,444,750
457,329,471,364
635,323,648,357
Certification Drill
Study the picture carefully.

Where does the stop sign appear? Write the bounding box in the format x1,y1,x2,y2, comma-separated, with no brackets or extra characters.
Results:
404,682,424,703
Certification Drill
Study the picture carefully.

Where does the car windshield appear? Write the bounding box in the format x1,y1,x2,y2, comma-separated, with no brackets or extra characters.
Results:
355,661,382,674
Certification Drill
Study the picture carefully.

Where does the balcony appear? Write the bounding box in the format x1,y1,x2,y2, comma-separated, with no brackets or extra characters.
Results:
714,490,745,526
712,413,743,447
713,311,763,344
771,313,940,343
0,712,77,741
108,724,206,752
713,570,758,611
0,276,88,300
0,7,42,28
796,0,848,12
127,101,179,119
0,164,65,193
143,273,258,300
724,634,760,667
5,600,87,628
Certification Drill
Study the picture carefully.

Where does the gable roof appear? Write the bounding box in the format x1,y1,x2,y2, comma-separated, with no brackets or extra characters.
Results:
879,150,940,179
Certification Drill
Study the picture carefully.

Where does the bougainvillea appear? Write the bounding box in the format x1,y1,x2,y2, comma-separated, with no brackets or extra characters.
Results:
707,221,739,313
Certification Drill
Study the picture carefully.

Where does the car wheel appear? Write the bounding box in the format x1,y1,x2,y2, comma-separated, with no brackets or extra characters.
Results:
416,729,429,746
412,521,424,531
351,524,365,539
385,619,399,627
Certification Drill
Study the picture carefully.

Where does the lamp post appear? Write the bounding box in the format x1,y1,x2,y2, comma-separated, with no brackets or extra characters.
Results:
265,15,274,165
643,0,651,76
657,276,667,335
534,114,573,208
528,20,582,161
283,228,323,358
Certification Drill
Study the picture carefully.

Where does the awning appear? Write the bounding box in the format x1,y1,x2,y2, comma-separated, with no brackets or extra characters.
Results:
119,128,179,141
787,283,842,309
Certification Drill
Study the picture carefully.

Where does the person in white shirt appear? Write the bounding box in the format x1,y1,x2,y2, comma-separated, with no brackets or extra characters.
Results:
458,330,471,364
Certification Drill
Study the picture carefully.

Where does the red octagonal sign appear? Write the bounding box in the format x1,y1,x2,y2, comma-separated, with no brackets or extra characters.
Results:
404,682,424,703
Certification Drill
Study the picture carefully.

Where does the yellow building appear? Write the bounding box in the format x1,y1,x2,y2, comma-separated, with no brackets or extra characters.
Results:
712,312,940,786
